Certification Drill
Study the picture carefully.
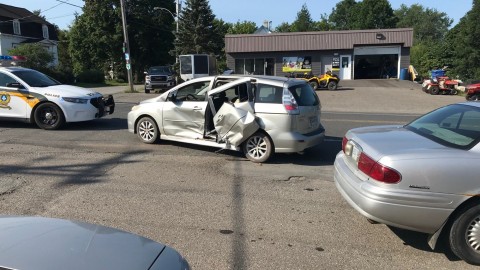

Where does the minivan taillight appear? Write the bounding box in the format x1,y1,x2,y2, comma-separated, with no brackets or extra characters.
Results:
358,152,401,184
282,88,299,114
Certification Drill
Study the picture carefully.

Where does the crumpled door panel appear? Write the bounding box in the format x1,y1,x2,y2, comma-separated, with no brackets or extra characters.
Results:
213,103,259,147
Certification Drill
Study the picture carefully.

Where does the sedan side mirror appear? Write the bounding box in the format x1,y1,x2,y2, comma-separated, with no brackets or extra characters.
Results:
167,92,177,102
6,82,24,89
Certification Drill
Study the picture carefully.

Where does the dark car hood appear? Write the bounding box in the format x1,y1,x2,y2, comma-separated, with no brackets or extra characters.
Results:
0,216,165,270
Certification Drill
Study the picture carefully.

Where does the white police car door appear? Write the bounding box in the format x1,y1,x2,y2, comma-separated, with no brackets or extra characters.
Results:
0,72,27,120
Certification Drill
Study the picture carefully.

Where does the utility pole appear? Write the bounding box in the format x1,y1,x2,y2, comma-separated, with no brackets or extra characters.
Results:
120,0,134,92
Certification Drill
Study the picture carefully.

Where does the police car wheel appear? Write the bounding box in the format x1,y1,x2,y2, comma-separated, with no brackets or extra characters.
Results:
137,117,159,143
34,103,65,130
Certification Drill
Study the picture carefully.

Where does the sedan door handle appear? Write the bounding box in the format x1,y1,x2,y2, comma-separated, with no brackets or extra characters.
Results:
193,106,202,110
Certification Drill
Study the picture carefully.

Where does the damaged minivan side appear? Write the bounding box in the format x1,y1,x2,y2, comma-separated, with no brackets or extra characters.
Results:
127,76,325,163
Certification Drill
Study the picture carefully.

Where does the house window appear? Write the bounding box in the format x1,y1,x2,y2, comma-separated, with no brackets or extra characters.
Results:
13,19,21,35
42,24,49,39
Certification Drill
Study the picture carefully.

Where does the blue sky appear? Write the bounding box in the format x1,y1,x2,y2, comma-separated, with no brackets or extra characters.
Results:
2,0,473,30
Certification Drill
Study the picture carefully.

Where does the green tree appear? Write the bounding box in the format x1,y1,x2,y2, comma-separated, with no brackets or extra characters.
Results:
443,0,480,80
328,0,358,30
69,0,175,81
227,20,257,34
395,4,452,43
8,43,54,71
57,29,73,73
315,14,331,31
355,0,397,29
275,22,292,32
175,0,220,56
291,4,317,32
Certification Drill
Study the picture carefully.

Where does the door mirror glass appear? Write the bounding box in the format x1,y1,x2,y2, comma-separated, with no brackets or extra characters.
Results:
167,91,177,102
6,82,24,89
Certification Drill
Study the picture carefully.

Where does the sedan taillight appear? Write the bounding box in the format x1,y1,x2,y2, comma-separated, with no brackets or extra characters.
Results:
358,152,401,184
342,137,348,153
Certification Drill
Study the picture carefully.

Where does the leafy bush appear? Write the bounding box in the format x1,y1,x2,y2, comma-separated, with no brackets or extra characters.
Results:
43,69,75,84
76,70,105,83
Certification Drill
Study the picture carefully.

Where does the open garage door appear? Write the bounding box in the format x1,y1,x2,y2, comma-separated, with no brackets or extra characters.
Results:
354,46,400,79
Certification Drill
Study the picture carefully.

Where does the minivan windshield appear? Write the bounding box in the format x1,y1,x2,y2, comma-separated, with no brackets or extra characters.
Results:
288,83,320,106
406,104,480,149
11,70,60,87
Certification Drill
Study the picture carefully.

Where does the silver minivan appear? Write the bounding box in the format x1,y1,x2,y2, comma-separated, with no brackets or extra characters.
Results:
127,75,325,162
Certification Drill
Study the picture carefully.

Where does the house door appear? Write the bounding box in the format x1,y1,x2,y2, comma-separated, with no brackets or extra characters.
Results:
339,55,351,80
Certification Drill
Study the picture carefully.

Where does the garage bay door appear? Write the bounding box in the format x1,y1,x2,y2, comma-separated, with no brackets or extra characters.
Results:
354,46,400,79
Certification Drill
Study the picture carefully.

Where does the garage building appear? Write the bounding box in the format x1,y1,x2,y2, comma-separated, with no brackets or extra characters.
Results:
225,28,413,80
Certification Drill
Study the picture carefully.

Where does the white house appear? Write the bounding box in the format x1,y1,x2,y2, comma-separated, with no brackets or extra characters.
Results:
0,3,59,66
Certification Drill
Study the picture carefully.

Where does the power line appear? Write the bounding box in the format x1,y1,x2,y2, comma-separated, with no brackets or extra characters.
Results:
0,2,65,23
54,0,83,9
47,14,76,20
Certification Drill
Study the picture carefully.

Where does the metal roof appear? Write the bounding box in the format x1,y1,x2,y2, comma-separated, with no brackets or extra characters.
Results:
225,28,413,53
0,3,50,25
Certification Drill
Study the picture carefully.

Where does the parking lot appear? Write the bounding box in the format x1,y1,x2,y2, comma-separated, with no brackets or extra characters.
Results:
0,79,474,269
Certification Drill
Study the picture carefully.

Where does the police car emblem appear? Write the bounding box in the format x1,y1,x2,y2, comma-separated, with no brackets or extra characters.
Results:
0,92,11,110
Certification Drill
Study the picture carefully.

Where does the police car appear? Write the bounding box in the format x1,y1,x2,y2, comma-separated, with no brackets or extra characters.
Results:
0,55,114,130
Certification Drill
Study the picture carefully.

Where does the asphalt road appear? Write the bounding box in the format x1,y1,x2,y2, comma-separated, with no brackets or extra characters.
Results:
0,80,475,269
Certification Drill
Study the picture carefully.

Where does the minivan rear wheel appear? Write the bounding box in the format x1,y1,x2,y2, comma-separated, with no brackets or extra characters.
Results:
242,132,273,163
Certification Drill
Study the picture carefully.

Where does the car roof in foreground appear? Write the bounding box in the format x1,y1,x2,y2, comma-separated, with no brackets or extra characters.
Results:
0,216,165,270
215,75,306,86
0,66,31,72
459,101,480,108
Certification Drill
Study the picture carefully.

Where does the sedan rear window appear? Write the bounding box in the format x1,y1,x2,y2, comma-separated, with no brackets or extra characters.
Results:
288,83,319,106
406,104,480,149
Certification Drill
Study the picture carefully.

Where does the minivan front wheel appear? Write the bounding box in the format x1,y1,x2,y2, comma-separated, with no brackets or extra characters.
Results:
136,117,159,144
242,132,273,163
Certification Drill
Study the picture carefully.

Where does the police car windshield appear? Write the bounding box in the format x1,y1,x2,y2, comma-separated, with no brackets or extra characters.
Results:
11,70,60,87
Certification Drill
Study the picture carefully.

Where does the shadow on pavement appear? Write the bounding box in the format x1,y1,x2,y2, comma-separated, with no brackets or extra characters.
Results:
388,226,461,262
158,135,342,166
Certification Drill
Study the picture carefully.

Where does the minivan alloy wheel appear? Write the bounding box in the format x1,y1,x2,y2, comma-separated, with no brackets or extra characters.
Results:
137,117,159,144
243,132,273,163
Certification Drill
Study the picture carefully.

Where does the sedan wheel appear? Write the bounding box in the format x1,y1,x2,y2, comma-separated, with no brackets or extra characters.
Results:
137,117,159,144
242,132,273,163
450,204,480,265
34,102,65,130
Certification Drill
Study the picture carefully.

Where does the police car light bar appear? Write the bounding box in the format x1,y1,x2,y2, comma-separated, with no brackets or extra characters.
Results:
0,55,26,66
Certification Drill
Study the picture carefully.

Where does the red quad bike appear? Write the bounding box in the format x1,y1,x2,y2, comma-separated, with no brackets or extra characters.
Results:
465,82,480,101
422,76,460,95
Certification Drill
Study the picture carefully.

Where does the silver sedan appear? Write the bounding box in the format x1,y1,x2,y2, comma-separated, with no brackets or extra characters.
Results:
334,102,480,265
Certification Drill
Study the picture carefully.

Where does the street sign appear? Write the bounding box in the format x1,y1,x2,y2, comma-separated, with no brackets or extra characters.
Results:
126,64,131,70
125,53,129,60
